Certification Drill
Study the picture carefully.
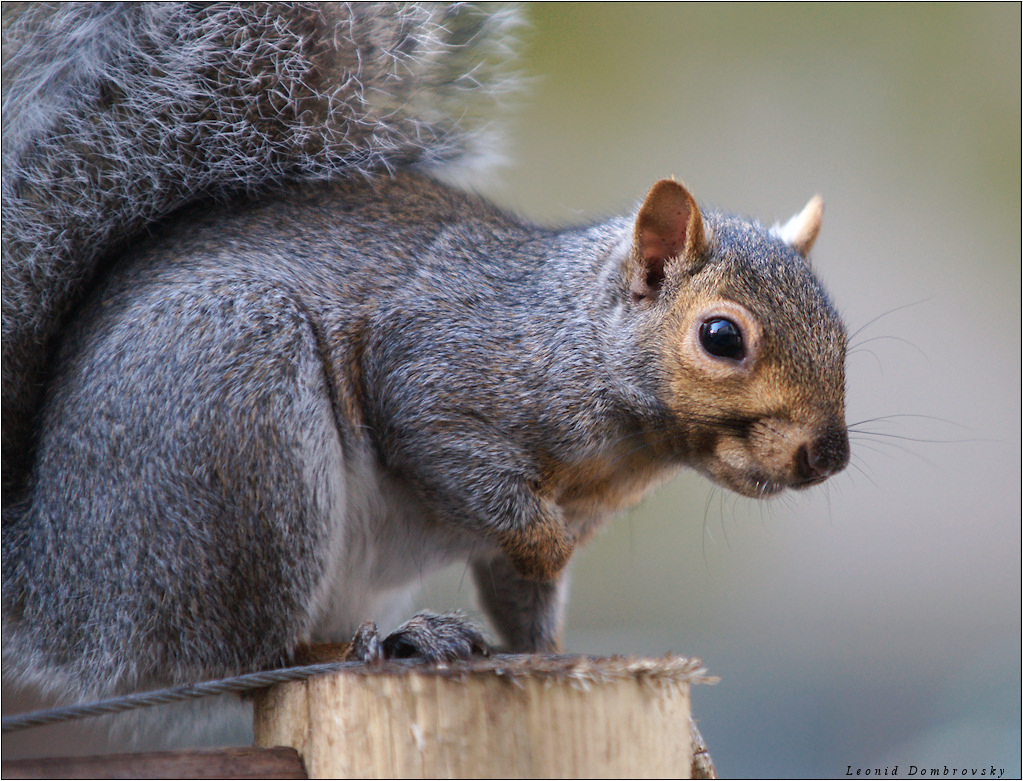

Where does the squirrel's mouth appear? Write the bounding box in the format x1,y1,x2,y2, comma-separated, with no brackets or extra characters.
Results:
712,469,789,498
696,419,849,499
689,455,787,497
703,465,829,498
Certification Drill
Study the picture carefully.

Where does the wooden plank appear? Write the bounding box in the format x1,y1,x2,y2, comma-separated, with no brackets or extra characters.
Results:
255,653,713,779
1,746,306,779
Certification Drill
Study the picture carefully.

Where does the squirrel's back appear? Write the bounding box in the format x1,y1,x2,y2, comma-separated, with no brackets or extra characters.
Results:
0,2,520,499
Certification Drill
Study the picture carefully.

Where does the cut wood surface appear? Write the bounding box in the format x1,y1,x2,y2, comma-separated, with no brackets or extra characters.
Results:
255,653,713,779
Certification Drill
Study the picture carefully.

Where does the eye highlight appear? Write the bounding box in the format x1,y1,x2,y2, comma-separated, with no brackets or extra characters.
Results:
698,317,745,360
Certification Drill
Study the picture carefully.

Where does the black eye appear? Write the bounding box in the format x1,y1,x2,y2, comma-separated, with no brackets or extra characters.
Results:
699,318,745,360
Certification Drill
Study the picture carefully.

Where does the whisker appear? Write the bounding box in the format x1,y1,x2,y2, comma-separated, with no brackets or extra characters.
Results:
701,487,718,568
822,480,835,525
625,507,636,561
757,495,769,529
871,439,940,468
457,552,474,592
847,438,902,460
850,434,945,464
851,430,983,445
847,334,928,360
848,455,878,480
718,489,731,550
846,297,932,343
847,346,885,374
847,413,968,430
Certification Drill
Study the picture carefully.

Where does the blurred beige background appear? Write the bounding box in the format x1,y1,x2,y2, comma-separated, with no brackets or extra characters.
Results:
4,5,1018,777
423,4,1021,777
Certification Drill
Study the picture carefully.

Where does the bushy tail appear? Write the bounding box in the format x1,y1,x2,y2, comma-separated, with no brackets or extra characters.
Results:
0,2,521,498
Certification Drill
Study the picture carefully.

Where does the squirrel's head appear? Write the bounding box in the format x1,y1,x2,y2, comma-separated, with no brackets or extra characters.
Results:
625,178,848,498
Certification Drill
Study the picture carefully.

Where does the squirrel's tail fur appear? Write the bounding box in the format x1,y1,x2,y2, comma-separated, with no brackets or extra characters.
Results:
1,2,521,498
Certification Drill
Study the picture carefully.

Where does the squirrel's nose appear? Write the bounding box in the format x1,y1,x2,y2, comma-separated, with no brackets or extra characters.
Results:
795,425,849,482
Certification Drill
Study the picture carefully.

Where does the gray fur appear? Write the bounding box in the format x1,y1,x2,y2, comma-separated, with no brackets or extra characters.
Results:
2,173,617,696
2,2,520,496
2,4,848,712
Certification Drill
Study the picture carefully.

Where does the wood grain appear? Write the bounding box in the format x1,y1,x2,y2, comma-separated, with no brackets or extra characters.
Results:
255,654,711,779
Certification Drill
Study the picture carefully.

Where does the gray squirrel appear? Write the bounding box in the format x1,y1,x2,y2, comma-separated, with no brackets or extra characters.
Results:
1,0,848,713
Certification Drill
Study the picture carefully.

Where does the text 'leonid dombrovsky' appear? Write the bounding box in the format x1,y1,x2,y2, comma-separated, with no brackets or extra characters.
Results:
846,766,1006,778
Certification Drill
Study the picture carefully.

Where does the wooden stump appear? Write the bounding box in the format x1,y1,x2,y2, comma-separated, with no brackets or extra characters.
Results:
254,654,713,779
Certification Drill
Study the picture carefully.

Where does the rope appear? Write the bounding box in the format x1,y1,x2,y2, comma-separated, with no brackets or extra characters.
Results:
1,659,389,733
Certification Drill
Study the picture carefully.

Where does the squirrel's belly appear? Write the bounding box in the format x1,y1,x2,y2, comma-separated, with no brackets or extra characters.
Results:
306,448,483,641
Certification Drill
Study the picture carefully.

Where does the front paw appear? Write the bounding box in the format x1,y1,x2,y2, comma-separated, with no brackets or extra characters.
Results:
293,621,385,665
381,611,490,663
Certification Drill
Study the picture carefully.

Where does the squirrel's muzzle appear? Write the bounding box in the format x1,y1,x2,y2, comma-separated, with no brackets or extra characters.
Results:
699,414,850,497
794,423,850,485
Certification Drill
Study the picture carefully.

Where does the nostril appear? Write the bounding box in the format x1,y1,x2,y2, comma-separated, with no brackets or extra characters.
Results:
795,444,817,480
796,427,850,482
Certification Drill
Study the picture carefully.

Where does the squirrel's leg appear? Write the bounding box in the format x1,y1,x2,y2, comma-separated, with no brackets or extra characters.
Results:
471,553,569,653
4,279,346,695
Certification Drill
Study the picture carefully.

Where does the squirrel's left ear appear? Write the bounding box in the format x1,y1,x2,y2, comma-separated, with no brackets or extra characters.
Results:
630,178,707,304
773,195,824,258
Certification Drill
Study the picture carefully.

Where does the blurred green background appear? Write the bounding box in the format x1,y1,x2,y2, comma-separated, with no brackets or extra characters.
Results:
423,3,1021,777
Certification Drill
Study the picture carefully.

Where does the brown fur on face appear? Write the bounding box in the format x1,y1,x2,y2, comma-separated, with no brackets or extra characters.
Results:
629,180,849,498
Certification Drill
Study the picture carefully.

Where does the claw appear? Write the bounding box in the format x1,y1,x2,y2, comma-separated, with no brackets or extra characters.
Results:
349,621,384,664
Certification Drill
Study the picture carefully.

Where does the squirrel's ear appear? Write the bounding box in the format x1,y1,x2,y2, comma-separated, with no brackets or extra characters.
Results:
631,178,707,303
773,195,823,258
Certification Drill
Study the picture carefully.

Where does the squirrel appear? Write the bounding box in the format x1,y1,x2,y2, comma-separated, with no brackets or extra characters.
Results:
2,0,848,725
